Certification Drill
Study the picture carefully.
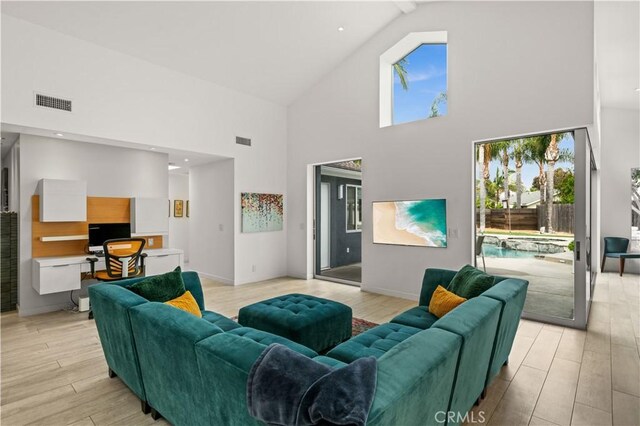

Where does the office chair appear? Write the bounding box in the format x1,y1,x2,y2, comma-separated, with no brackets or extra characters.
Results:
96,238,147,281
475,235,486,272
87,238,146,319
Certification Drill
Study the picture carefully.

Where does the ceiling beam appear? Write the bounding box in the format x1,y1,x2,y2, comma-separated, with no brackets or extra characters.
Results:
394,1,418,14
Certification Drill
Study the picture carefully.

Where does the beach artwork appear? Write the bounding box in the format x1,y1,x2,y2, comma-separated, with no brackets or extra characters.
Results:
241,193,284,233
373,199,447,247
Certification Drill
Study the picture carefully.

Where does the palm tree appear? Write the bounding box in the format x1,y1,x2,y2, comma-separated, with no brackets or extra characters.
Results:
495,141,511,207
393,59,409,91
544,134,560,232
511,139,527,208
524,136,550,205
544,132,569,233
429,92,447,118
478,144,488,232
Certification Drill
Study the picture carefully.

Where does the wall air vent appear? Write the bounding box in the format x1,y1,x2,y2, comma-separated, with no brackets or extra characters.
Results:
236,136,251,147
35,93,72,112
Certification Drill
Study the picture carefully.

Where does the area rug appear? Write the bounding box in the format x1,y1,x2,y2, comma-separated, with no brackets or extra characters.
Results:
230,316,378,337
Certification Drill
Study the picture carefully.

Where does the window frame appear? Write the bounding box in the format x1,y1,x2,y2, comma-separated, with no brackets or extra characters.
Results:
379,31,448,128
345,184,362,233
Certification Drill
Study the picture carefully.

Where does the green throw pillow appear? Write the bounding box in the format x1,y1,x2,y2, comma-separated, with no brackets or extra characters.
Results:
127,266,186,302
447,264,494,299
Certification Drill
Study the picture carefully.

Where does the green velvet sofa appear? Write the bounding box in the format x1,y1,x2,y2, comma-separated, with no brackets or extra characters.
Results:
90,268,527,426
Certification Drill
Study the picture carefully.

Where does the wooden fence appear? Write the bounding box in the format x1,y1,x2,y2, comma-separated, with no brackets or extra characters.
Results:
476,209,538,231
537,204,574,233
476,205,574,233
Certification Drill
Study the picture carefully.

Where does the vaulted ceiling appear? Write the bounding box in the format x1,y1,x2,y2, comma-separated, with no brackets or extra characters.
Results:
2,1,637,110
1,1,403,106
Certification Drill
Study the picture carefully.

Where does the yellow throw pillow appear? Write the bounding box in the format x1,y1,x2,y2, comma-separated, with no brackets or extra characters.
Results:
165,291,202,318
429,285,467,318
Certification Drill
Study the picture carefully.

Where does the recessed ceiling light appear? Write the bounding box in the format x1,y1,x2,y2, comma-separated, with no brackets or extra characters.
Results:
635,88,640,92
54,133,64,137
337,26,345,32
150,147,156,150
168,164,180,171
184,158,189,162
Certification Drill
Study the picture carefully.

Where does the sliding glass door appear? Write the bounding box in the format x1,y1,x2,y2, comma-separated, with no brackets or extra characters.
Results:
474,128,594,328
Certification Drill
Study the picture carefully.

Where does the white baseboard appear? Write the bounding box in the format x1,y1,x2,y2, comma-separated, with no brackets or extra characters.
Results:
360,286,419,302
195,271,234,286
16,302,74,317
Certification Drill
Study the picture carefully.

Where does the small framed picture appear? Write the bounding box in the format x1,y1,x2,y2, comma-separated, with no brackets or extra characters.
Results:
186,200,190,218
174,200,184,218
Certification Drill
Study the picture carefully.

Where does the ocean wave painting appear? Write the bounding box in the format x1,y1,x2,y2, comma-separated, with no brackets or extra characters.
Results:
372,199,447,247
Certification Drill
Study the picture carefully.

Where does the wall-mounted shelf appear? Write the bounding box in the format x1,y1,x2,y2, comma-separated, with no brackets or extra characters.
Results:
40,235,88,242
132,232,169,237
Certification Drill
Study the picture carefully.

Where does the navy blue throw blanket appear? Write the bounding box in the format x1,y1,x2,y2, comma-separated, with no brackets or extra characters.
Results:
247,344,377,426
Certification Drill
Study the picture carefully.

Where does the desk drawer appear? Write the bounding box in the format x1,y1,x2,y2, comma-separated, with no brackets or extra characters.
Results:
33,263,82,295
145,254,181,276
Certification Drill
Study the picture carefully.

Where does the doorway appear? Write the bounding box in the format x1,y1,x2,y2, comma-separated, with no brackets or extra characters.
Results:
314,160,362,285
473,129,595,328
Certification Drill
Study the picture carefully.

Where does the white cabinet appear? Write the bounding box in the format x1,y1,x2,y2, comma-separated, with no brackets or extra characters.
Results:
32,248,183,295
37,179,87,222
32,260,82,294
131,197,169,234
145,252,183,276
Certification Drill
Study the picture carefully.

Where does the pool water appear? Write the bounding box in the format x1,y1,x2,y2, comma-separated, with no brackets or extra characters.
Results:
482,245,540,258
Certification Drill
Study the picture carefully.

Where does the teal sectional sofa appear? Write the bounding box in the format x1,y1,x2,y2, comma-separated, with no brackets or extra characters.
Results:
89,268,527,426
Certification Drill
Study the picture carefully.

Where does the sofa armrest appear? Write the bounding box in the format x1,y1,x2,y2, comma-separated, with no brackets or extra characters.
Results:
368,328,461,426
419,268,458,306
195,333,276,426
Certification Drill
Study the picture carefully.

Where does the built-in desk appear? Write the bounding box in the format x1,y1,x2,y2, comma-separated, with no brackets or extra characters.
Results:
32,248,184,295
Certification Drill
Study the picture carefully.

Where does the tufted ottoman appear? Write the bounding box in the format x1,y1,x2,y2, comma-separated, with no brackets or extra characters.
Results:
237,293,352,352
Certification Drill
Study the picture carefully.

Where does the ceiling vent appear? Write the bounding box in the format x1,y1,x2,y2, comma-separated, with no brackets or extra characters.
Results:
34,93,72,112
236,136,251,147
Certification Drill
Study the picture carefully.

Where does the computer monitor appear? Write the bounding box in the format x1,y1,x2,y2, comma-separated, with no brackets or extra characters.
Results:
88,223,131,252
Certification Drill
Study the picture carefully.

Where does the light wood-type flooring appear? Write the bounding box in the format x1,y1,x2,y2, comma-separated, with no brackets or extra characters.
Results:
1,273,638,425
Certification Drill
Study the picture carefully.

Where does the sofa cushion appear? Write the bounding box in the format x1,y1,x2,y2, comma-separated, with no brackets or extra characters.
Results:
165,290,202,317
390,306,439,330
447,264,494,299
429,285,467,318
326,323,422,363
202,310,242,331
127,266,186,302
228,327,317,358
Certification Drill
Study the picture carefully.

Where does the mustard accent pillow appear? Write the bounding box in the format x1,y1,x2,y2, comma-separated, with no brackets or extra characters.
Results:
429,285,467,318
165,291,202,318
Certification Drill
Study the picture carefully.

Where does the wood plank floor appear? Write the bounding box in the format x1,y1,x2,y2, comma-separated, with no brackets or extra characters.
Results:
1,273,638,425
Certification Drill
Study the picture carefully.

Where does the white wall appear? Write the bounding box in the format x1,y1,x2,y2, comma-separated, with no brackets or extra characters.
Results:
169,174,190,262
189,160,235,283
287,1,595,299
18,135,168,315
600,108,640,274
2,138,20,212
2,15,288,287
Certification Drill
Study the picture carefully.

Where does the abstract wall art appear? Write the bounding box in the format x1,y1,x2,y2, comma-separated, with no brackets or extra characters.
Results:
372,198,447,247
241,193,284,233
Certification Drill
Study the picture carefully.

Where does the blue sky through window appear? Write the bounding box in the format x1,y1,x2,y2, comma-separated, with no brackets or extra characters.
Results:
393,44,447,125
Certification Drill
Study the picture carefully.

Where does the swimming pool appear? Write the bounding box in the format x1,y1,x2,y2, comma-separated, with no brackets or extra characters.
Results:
482,245,540,258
